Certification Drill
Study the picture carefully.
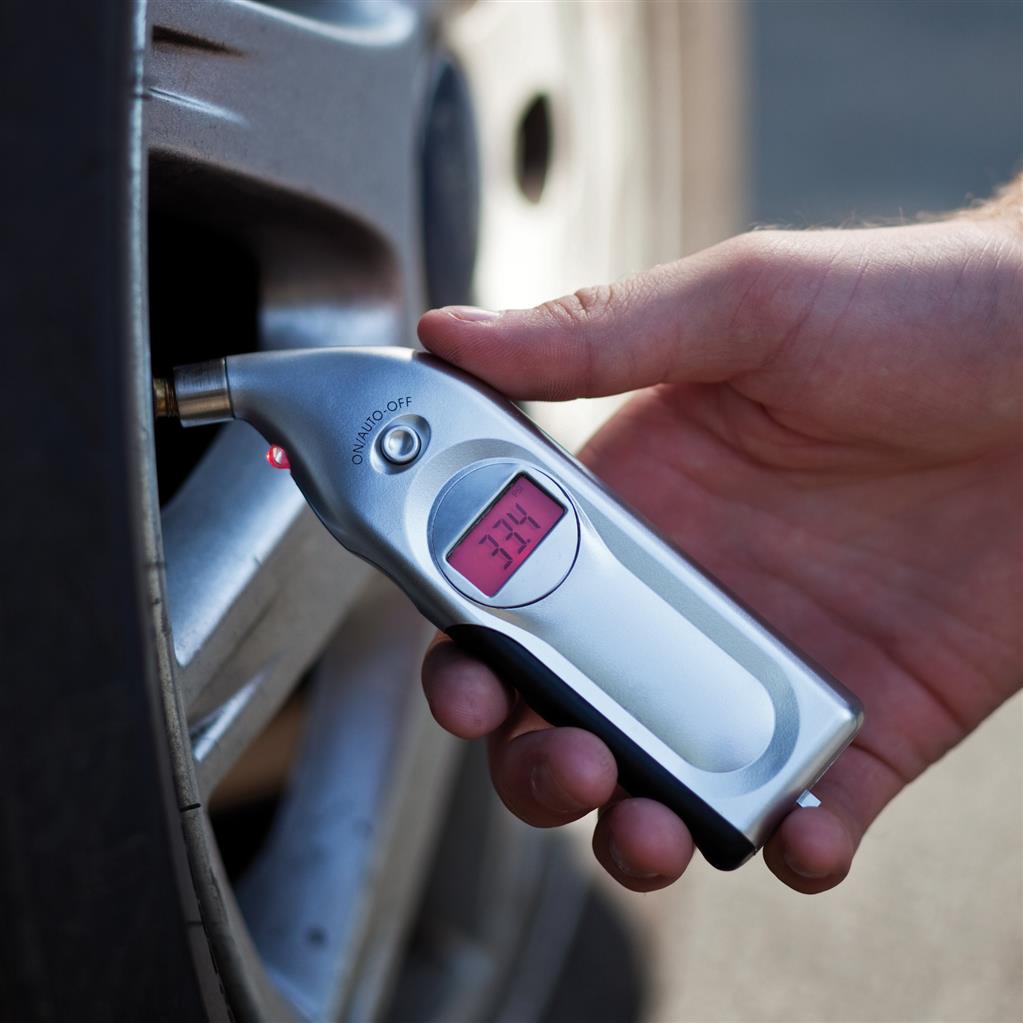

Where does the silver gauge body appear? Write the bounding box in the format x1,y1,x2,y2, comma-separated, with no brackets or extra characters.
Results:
203,346,862,868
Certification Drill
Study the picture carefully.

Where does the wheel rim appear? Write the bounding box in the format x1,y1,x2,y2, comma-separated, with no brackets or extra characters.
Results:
134,2,698,1020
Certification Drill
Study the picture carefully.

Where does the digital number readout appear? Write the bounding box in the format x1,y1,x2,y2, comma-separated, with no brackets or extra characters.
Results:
446,475,565,597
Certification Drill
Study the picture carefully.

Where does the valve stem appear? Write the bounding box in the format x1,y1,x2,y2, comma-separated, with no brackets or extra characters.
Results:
153,377,178,419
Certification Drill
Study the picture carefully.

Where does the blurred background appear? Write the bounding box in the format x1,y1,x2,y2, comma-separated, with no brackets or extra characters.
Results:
749,0,1022,224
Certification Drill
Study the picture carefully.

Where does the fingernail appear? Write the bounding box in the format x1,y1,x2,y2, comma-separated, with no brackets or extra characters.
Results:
529,762,587,815
442,305,501,322
783,850,831,879
609,838,660,880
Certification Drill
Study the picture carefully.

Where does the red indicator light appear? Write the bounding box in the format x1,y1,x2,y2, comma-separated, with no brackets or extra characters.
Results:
266,445,291,470
447,475,565,597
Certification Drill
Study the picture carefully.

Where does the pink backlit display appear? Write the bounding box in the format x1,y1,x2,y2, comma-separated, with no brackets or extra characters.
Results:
446,475,565,596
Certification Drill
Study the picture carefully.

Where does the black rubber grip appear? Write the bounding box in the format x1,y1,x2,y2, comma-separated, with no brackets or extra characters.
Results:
446,625,756,871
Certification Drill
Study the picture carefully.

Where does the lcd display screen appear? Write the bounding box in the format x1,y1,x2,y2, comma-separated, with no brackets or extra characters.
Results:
446,474,566,597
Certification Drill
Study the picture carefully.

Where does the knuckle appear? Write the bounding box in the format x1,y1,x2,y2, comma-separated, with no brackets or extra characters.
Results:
573,283,615,317
542,282,617,329
720,230,780,285
715,230,803,344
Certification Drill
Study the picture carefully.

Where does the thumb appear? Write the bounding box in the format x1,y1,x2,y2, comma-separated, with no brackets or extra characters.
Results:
416,237,779,401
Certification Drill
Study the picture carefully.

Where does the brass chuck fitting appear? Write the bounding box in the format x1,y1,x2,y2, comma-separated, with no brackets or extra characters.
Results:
153,377,178,419
151,358,233,427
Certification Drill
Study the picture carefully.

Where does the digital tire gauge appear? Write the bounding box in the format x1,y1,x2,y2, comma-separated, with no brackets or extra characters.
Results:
157,347,863,870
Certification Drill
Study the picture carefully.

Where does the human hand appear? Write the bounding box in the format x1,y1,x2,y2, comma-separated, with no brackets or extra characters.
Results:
418,200,1023,894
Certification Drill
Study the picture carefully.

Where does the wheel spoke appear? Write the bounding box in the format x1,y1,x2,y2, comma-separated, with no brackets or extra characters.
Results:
180,807,304,1023
163,423,372,734
236,579,458,1022
145,0,424,253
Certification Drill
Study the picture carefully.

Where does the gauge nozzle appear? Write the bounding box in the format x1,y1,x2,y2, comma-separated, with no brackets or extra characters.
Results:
152,358,234,426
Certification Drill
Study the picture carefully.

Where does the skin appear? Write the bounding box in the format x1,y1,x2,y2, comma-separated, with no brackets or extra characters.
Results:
417,190,1023,895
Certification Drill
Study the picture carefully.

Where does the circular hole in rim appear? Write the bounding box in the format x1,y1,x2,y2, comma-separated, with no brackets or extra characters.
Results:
515,94,553,204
